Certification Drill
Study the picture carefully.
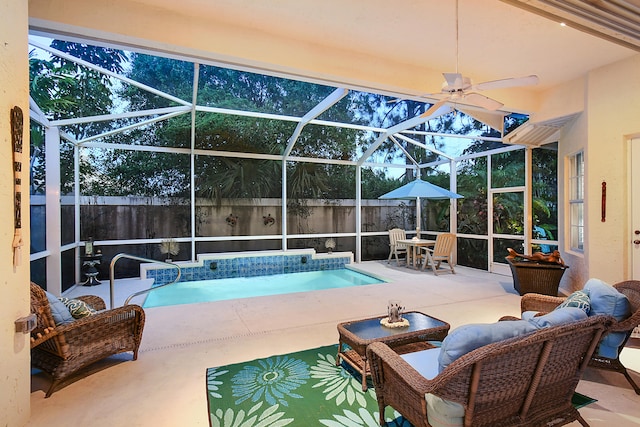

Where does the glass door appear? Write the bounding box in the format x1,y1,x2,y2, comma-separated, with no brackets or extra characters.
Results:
491,189,525,275
488,149,525,275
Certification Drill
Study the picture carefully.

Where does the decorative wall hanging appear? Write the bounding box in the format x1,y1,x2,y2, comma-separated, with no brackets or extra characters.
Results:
601,181,606,222
263,213,275,226
225,213,238,227
10,106,23,267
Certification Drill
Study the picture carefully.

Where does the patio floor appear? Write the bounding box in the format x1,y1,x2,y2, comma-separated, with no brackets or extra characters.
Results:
27,261,640,426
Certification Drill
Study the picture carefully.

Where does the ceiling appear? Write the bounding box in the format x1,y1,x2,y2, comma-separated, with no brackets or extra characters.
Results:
111,0,638,95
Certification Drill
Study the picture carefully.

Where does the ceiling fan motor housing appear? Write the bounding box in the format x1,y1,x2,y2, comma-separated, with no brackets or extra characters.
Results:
442,73,472,92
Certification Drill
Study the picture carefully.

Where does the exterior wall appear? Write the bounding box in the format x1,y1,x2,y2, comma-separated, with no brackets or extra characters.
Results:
586,55,640,282
558,111,589,292
0,0,31,425
537,77,588,293
539,55,640,292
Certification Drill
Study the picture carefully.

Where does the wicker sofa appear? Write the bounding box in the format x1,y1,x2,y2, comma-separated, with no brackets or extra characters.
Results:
367,314,612,427
30,282,145,397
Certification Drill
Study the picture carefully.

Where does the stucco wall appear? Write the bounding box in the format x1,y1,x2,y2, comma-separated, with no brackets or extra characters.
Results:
586,55,640,282
0,0,31,425
535,76,587,293
558,112,589,292
537,55,640,292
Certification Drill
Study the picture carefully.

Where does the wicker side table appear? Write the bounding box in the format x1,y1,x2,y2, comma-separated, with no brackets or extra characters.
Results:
506,257,568,296
336,311,449,391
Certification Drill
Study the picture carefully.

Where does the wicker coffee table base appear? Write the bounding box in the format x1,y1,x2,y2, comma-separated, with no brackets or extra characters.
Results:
336,312,449,391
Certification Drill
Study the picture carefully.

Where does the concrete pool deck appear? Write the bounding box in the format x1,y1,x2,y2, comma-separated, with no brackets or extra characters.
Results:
27,261,640,426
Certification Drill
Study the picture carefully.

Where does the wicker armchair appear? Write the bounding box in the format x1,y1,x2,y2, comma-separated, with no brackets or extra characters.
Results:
520,280,640,394
367,315,612,427
30,282,145,397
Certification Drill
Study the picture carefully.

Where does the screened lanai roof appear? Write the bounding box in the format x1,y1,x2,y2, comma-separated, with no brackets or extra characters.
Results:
29,36,534,172
26,27,569,284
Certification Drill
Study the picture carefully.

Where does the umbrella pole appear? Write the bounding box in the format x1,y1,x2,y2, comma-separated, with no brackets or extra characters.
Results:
416,197,421,238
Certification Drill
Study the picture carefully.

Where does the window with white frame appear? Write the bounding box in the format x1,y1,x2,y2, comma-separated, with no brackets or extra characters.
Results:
569,151,584,251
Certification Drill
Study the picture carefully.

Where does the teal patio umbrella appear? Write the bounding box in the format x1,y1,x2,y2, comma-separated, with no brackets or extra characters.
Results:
378,179,463,229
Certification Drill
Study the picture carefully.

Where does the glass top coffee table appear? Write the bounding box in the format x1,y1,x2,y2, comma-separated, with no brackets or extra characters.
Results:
336,311,449,390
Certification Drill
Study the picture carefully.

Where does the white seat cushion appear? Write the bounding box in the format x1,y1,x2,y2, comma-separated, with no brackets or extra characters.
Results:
402,348,464,427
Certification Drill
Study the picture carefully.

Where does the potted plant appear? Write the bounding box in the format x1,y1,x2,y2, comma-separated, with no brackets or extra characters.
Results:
505,248,568,296
159,238,180,262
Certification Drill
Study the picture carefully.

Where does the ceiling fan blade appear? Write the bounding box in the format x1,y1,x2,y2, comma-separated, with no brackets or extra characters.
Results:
473,75,539,91
419,99,450,118
463,93,504,111
423,92,449,100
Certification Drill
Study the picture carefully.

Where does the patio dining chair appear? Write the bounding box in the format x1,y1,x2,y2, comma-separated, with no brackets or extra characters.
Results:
387,228,408,265
420,233,456,275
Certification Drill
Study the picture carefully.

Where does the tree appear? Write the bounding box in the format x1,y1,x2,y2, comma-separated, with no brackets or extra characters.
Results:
29,41,128,195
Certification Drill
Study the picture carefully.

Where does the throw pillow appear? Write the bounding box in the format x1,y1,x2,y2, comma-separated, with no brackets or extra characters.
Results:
555,290,591,314
584,278,630,320
584,279,631,359
59,297,97,319
45,291,74,325
438,320,537,372
583,278,631,358
528,307,588,329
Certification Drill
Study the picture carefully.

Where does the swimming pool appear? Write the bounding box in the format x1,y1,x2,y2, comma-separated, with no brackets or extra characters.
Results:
142,268,385,308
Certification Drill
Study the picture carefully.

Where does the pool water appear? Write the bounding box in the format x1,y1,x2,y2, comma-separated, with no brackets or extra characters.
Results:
142,268,385,308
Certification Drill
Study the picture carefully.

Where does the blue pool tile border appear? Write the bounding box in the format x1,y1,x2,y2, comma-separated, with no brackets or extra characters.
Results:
144,252,353,286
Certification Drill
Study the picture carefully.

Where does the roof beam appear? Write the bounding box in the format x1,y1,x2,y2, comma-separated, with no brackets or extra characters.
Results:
394,133,454,160
357,104,452,166
283,87,349,157
50,106,191,126
76,110,189,144
389,135,419,167
29,37,192,107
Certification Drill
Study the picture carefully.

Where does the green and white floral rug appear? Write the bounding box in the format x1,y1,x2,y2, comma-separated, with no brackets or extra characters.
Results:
206,344,407,427
206,344,596,427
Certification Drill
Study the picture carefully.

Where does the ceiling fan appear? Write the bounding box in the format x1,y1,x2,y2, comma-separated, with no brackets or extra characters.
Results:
416,0,539,117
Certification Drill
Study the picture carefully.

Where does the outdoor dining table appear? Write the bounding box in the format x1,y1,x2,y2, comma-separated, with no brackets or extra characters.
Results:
397,238,436,269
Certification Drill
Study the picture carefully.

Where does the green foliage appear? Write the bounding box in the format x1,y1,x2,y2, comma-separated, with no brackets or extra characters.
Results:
83,149,191,197
456,156,489,235
197,157,282,201
361,169,399,199
493,192,524,234
29,40,559,265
